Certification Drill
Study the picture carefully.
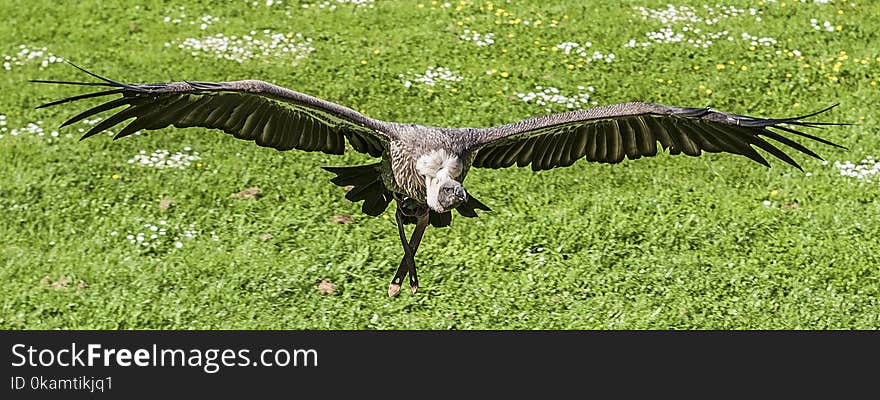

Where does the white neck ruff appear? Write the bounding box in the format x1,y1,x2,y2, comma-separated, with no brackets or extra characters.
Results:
416,149,462,212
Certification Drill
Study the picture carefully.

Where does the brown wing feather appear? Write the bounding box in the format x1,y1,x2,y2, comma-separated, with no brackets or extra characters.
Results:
470,102,845,171
33,67,390,158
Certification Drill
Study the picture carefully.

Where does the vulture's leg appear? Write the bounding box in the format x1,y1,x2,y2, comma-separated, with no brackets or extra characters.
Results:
405,212,429,293
389,205,429,296
389,207,414,296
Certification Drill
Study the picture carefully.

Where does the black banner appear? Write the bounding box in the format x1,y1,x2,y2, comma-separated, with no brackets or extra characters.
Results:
2,330,875,397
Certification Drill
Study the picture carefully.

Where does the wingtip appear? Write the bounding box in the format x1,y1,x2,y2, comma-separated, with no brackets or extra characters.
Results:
65,61,129,87
792,103,842,122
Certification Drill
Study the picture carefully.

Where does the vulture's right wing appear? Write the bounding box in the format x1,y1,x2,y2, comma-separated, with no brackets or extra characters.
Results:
33,64,391,157
469,102,846,171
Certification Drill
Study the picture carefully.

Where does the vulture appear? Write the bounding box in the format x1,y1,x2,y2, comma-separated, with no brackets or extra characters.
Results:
34,64,845,296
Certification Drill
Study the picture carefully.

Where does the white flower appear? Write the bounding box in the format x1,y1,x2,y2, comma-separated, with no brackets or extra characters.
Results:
401,66,462,89
459,30,495,47
128,148,200,169
172,30,314,63
300,0,375,10
516,85,599,113
833,158,880,183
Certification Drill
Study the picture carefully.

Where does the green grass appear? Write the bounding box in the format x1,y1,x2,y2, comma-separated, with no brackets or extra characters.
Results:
1,0,878,329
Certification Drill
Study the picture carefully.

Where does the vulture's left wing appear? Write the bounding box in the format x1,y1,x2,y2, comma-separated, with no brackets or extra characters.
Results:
33,64,391,157
469,102,845,171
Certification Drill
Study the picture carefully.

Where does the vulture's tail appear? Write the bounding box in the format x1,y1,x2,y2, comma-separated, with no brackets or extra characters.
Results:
322,163,393,218
322,164,491,228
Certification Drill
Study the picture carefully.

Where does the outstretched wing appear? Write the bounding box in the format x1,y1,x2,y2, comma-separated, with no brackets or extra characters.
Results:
469,102,845,171
33,64,391,157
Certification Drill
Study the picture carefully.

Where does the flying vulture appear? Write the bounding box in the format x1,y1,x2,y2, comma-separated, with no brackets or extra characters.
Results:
34,64,845,296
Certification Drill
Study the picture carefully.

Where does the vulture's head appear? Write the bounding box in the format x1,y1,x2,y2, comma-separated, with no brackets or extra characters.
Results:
437,180,468,211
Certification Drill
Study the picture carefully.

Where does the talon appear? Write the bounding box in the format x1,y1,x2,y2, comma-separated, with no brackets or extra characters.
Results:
410,284,419,295
388,283,402,297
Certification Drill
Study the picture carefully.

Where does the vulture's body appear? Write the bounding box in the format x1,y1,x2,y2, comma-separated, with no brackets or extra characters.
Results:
34,64,845,296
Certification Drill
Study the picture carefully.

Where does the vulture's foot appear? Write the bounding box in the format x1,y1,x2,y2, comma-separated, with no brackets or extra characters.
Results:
389,197,430,296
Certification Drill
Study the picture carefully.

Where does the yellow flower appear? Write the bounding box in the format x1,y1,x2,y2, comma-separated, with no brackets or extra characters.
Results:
692,65,700,70
716,64,726,70
360,60,367,65
705,89,713,95
500,71,509,78
111,174,120,180
740,65,748,71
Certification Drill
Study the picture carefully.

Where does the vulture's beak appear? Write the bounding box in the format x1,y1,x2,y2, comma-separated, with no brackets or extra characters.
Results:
454,185,468,203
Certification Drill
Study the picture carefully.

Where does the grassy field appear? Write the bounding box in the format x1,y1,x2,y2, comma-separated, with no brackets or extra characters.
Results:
1,0,878,329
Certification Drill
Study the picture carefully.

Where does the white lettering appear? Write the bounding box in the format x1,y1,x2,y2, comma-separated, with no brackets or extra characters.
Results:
87,344,102,367
10,344,26,367
134,349,150,366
